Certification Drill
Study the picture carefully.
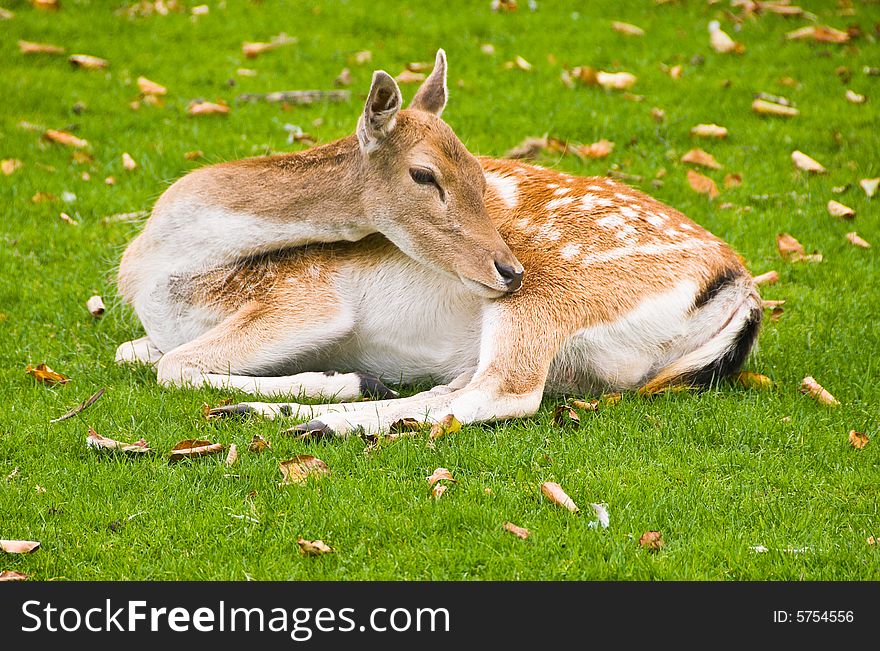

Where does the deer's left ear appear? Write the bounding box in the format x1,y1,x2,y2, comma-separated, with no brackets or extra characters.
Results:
358,71,403,152
410,49,448,117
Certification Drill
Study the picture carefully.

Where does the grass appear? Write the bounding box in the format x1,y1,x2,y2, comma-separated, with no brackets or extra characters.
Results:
1,0,879,580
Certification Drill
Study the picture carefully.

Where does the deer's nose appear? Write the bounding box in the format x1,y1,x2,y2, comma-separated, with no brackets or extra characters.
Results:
494,260,524,292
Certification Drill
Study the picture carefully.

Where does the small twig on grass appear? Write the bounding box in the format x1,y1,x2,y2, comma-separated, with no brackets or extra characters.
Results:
236,90,350,105
50,388,105,423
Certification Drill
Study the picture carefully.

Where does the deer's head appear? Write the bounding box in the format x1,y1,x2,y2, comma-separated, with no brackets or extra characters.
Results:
356,50,524,296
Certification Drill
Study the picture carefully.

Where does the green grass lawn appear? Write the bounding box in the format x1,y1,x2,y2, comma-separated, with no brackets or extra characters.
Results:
1,0,879,580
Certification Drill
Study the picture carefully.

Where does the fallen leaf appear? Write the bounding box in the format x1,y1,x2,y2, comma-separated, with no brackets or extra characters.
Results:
505,135,548,159
1,159,23,175
0,571,28,581
236,68,257,77
247,434,270,453
242,33,296,58
44,129,88,148
776,232,805,260
50,387,105,423
791,150,826,173
770,306,784,322
87,428,151,454
0,540,40,554
432,484,447,499
168,439,225,462
0,7,14,19
120,152,137,171
571,399,599,411
691,124,728,139
577,139,614,158
32,0,59,9
334,67,352,86
389,418,424,434
86,295,105,317
827,200,855,219
69,54,108,69
860,178,878,198
612,21,644,36
666,64,683,80
800,376,840,406
651,107,666,123
845,232,870,248
541,481,579,513
26,363,68,385
596,71,636,90
31,193,57,204
353,50,372,65
59,212,78,226
105,176,116,185
225,444,238,467
602,392,622,405
297,538,332,555
589,503,610,529
279,455,330,484
849,430,868,449
552,404,581,428
681,149,722,169
845,89,866,104
639,531,665,551
480,43,496,55
503,522,530,539
723,173,742,188
4,468,19,482
429,414,461,440
752,99,799,117
735,372,773,390
137,76,167,96
188,101,229,116
786,25,850,43
426,467,454,487
686,169,719,199
18,40,65,55
395,69,426,84
709,20,743,54
762,299,785,309
184,150,204,161
35,485,46,494
491,0,518,11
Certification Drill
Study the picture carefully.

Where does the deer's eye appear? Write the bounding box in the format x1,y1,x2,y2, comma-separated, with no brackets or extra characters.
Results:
409,167,437,186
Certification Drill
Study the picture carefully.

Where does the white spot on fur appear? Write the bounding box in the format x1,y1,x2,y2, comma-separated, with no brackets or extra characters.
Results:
547,183,559,189
587,184,605,192
552,186,572,196
614,192,634,202
665,228,684,238
580,239,719,268
546,196,575,210
615,224,637,240
560,243,581,259
580,194,599,211
680,223,695,231
537,223,562,241
596,214,625,228
485,172,519,209
516,218,531,229
645,214,665,227
619,206,638,219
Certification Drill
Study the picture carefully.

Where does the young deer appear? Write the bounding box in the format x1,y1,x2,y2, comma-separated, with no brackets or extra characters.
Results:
117,51,762,436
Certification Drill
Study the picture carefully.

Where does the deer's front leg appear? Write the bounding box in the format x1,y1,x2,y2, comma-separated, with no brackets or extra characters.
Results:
288,301,563,436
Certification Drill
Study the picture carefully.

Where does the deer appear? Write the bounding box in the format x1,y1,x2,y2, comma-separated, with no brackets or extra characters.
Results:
116,49,762,438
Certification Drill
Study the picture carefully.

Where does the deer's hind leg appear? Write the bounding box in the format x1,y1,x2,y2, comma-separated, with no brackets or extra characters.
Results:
155,300,396,402
116,336,164,365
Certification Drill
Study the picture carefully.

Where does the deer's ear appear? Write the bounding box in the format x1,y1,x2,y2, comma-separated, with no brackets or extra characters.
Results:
410,49,448,117
357,71,403,152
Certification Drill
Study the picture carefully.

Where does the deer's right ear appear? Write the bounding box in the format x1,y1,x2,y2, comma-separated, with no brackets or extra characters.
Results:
357,71,403,152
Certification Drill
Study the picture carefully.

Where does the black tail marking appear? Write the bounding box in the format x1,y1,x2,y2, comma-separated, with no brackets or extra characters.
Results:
692,267,741,310
684,303,763,387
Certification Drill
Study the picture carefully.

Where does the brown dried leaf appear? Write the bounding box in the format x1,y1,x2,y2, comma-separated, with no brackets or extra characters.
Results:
334,67,352,86
709,21,742,54
188,100,229,116
26,363,68,385
1,159,23,176
681,149,721,169
86,295,105,317
596,71,636,90
87,428,152,454
612,21,644,37
242,33,295,58
279,455,330,484
786,25,850,43
849,430,869,450
169,439,225,462
827,200,855,219
762,299,785,309
426,467,454,488
121,152,137,171
541,481,579,513
18,40,65,55
651,107,666,123
353,50,372,65
0,540,40,554
44,129,88,148
247,434,270,453
791,150,826,173
845,89,866,104
429,414,461,440
184,150,204,161
723,173,742,188
691,124,728,139
552,404,581,428
505,135,548,160
137,76,167,96
69,54,109,69
0,570,28,581
396,69,426,84
297,538,332,555
639,531,665,551
845,232,870,248
571,399,599,411
859,178,878,198
686,169,719,199
800,376,840,406
752,99,799,117
734,372,773,390
389,418,424,434
432,484,447,499
33,0,59,9
577,139,614,159
225,444,238,467
503,522,530,539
